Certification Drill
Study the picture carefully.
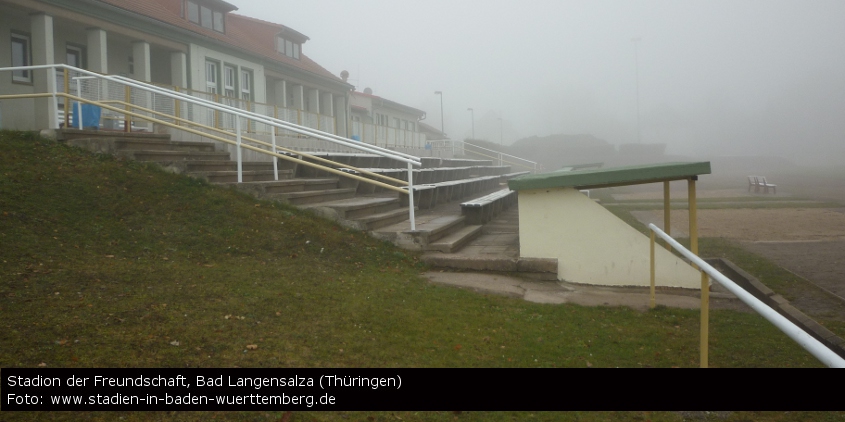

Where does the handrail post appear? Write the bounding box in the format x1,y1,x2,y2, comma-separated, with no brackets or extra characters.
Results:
407,162,416,231
271,125,278,181
63,68,70,127
650,230,656,309
76,79,84,130
236,117,243,183
49,67,59,129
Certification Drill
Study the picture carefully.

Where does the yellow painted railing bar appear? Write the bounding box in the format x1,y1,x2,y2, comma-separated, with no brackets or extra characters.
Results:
98,100,407,187
55,94,410,194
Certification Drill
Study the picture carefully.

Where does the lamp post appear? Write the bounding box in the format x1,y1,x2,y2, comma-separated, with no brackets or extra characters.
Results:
434,91,444,137
631,37,641,143
467,107,474,139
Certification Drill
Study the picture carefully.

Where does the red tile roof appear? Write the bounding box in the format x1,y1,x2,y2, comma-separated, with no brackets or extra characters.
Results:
94,0,346,86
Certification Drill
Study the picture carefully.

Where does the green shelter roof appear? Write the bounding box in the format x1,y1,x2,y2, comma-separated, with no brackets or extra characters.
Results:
508,162,711,191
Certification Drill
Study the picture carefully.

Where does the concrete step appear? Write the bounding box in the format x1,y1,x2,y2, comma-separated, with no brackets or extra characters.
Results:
426,224,483,253
271,188,357,206
421,256,558,281
185,160,276,172
224,178,338,195
57,129,171,142
424,215,468,244
128,150,231,162
353,207,413,231
191,170,290,183
303,197,401,220
111,138,217,152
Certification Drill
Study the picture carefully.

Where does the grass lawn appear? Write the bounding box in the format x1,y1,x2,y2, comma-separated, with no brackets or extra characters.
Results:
0,131,840,421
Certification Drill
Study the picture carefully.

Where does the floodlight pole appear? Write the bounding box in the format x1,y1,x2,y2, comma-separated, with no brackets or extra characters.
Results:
632,37,642,143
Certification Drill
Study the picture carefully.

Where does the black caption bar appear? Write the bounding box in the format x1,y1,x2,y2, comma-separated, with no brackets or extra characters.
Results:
1,368,842,411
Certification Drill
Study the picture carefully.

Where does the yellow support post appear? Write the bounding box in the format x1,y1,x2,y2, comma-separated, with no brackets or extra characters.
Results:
700,270,709,368
215,94,220,130
688,177,698,257
124,85,131,132
650,230,656,309
663,181,671,250
174,86,181,126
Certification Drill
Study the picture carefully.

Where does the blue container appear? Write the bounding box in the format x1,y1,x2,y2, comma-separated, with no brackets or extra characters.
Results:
351,135,361,141
70,103,101,129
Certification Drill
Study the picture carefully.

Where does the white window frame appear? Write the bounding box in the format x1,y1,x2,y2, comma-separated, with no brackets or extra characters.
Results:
187,1,199,24
223,65,236,98
240,69,252,101
213,10,224,32
11,33,31,83
205,60,218,94
66,45,84,68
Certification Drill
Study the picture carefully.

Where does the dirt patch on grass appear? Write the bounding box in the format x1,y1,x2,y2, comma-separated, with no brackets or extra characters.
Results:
631,208,845,241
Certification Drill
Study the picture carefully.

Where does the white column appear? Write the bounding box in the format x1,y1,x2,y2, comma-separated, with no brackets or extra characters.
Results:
87,28,108,73
132,41,151,82
132,42,151,130
320,91,333,116
307,88,320,114
31,13,56,129
333,94,347,137
292,84,304,110
274,80,287,108
170,51,187,88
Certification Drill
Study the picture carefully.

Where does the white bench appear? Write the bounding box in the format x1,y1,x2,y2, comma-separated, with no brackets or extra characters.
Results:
460,189,517,225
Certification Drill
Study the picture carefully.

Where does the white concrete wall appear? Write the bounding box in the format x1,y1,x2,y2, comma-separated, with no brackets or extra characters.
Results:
518,187,701,289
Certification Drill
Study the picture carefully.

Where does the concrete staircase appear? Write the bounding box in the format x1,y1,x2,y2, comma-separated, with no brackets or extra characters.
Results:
56,129,556,280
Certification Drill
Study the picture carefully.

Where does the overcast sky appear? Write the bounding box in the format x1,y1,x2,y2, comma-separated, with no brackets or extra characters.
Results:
235,0,845,162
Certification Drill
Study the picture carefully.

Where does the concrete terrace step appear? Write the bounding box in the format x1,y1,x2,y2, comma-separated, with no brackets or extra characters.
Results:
421,255,558,281
224,178,339,195
271,188,357,206
352,207,413,231
189,170,290,183
426,224,483,253
127,150,231,162
304,197,401,220
56,129,171,142
111,138,217,152
185,160,276,172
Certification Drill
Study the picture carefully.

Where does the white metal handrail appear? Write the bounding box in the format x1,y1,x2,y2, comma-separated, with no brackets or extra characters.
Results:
0,64,421,230
461,141,539,173
648,223,845,368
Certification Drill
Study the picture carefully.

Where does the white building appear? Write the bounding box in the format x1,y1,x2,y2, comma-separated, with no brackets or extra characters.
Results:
0,0,353,135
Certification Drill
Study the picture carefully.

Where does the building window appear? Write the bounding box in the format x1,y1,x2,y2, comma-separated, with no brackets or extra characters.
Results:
223,65,236,98
276,36,301,60
240,69,252,101
11,33,31,83
66,45,84,69
213,11,224,32
186,1,225,33
187,1,199,23
128,55,134,74
200,6,213,29
205,60,218,94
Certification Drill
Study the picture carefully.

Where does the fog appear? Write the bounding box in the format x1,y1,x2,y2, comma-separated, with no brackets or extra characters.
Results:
236,0,845,165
